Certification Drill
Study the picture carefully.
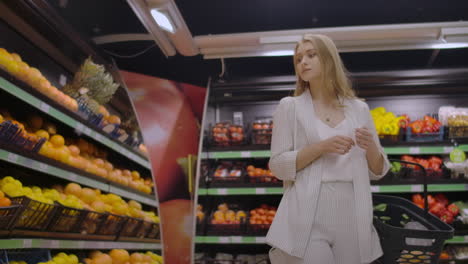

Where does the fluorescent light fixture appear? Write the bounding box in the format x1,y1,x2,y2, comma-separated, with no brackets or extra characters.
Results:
263,50,294,56
432,42,468,49
150,9,175,33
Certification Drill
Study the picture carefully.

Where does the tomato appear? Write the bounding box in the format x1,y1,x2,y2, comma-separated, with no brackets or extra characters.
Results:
439,209,454,224
448,203,460,216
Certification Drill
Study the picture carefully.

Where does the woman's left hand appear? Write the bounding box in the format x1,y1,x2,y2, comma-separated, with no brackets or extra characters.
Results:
355,127,377,151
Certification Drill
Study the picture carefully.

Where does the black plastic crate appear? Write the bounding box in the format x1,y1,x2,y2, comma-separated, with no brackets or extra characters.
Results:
379,128,405,145
135,220,154,238
146,223,160,239
0,121,46,152
47,203,88,233
10,196,57,231
196,216,206,236
210,162,247,187
119,216,144,237
77,210,107,235
206,204,247,236
406,126,444,142
0,205,21,231
95,213,126,236
448,126,468,139
5,249,51,264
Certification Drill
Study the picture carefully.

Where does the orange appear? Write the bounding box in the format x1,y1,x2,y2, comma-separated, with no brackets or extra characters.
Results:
130,253,144,263
93,253,112,264
93,158,105,168
28,115,43,130
35,129,50,140
98,105,110,118
43,122,57,135
107,115,121,125
50,134,65,147
80,188,97,204
109,249,130,264
10,53,22,62
68,145,80,156
131,171,140,180
103,161,113,171
64,183,82,197
0,197,11,207
0,191,4,199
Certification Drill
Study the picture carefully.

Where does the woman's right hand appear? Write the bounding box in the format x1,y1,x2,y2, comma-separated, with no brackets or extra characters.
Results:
319,135,355,155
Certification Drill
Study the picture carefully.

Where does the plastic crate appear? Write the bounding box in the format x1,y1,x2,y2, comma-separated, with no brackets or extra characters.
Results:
10,196,57,231
246,222,270,236
6,249,51,264
46,203,88,233
406,126,444,142
119,217,144,237
95,213,126,236
209,123,247,147
135,220,154,238
0,205,21,231
448,126,468,139
146,223,160,239
379,128,405,145
206,205,247,236
210,162,246,187
0,121,46,152
77,210,107,235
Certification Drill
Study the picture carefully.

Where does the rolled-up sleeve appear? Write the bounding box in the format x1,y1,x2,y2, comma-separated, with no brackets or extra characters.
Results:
269,97,299,181
363,103,391,180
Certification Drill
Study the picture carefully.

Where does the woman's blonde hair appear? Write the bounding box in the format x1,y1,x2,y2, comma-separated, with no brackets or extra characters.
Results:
293,34,356,103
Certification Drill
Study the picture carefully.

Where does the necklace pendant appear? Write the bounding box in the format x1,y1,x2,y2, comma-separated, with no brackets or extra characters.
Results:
326,118,330,122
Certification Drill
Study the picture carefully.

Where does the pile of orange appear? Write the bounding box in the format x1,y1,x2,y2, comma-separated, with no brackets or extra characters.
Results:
0,48,78,112
0,191,11,207
249,204,276,225
246,165,274,177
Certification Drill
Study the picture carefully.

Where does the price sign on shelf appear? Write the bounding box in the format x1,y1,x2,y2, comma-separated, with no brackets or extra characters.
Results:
68,173,77,181
7,153,18,163
255,237,266,243
38,163,49,172
217,188,228,195
39,102,50,113
241,151,251,158
231,236,242,243
219,237,230,243
370,186,380,193
409,147,420,154
255,188,266,194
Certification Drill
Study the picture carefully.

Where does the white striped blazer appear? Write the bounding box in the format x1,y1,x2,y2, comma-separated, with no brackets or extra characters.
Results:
266,90,390,263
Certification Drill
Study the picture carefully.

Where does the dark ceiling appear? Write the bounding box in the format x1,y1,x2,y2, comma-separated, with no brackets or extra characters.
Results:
44,0,468,87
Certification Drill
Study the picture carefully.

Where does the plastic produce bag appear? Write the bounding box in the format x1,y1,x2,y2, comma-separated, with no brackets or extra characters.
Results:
404,221,435,246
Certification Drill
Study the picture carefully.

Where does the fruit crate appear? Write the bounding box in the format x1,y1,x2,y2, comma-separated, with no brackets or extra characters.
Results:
251,119,273,146
76,210,107,235
76,98,105,129
206,204,247,236
0,121,46,153
448,126,468,139
95,213,126,236
10,196,57,231
46,203,88,233
210,162,247,187
0,205,21,232
246,219,270,236
196,216,206,236
406,126,445,142
119,216,144,237
135,220,154,238
4,249,51,264
452,220,468,236
209,122,247,147
247,175,281,187
146,222,160,239
373,160,454,264
378,128,405,145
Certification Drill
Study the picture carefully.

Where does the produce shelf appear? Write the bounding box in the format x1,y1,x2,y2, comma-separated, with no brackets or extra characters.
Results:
0,76,151,169
198,184,468,196
0,238,161,250
196,236,466,245
195,236,266,244
202,145,468,159
0,148,158,206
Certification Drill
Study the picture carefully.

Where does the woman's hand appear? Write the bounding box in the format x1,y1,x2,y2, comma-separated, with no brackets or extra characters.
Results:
319,135,355,155
355,127,377,152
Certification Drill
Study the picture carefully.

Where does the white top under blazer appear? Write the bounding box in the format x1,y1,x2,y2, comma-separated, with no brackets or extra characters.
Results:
316,118,354,182
266,90,390,263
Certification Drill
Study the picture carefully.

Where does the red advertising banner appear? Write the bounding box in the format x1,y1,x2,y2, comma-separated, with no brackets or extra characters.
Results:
121,70,206,264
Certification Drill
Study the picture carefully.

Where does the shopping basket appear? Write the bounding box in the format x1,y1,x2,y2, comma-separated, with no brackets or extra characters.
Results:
373,159,454,264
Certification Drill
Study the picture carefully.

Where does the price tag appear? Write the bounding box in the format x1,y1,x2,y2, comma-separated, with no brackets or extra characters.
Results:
39,163,49,172
443,147,454,153
370,186,380,193
231,236,242,243
255,188,266,194
241,151,251,158
217,189,227,195
95,133,103,142
84,127,92,136
409,147,420,154
76,241,85,248
411,185,423,192
39,102,50,113
255,237,266,243
464,236,468,242
7,153,18,162
219,237,230,243
49,240,59,248
75,122,85,132
23,239,32,248
68,173,77,181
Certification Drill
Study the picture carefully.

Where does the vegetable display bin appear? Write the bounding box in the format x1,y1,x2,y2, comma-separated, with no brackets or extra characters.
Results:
373,160,454,264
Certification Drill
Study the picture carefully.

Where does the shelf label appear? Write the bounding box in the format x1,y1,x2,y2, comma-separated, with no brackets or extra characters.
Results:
219,237,230,243
241,151,251,158
217,189,227,195
95,133,103,142
231,236,242,243
464,236,468,242
38,163,49,172
84,127,92,136
409,147,420,154
59,74,67,86
68,173,77,181
255,237,266,243
39,102,50,113
370,186,380,193
49,240,59,248
411,185,423,192
444,147,454,153
7,153,18,163
22,239,32,248
255,188,266,194
75,122,85,133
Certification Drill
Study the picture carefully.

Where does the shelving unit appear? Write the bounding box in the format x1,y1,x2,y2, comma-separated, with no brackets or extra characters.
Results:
0,238,161,250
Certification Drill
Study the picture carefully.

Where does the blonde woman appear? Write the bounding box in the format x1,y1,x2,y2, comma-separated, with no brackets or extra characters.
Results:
266,35,390,264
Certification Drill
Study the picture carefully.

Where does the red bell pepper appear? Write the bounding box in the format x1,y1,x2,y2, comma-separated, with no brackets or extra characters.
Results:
435,194,449,206
412,194,424,205
427,195,437,208
447,203,460,216
410,120,423,134
429,202,445,217
440,210,454,224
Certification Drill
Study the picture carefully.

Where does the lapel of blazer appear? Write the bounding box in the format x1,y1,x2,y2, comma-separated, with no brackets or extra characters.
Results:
295,91,319,144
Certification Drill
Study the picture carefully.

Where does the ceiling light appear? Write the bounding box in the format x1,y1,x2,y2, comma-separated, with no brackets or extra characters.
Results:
432,43,468,49
263,50,294,56
150,9,175,33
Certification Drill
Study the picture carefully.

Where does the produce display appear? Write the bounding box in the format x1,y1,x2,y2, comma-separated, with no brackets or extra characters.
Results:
0,110,153,194
213,162,243,179
246,165,278,183
196,204,205,223
411,193,459,224
83,250,163,264
439,106,468,139
248,204,276,225
211,203,246,224
370,107,405,136
0,48,78,112
38,252,80,264
211,122,245,146
0,176,159,223
408,115,442,134
398,155,444,172
251,119,273,145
